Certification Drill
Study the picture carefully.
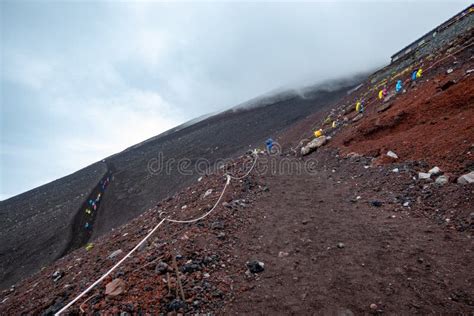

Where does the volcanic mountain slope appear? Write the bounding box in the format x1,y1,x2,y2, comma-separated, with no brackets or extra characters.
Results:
282,28,474,175
0,81,355,290
0,162,107,290
1,20,473,315
96,85,355,239
2,10,474,314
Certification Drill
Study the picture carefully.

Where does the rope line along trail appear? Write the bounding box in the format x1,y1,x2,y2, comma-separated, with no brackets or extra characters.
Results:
54,37,471,312
227,153,259,180
54,218,166,315
167,154,258,224
55,154,258,315
166,175,231,224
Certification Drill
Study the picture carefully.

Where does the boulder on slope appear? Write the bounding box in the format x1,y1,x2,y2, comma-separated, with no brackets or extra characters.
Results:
301,136,327,156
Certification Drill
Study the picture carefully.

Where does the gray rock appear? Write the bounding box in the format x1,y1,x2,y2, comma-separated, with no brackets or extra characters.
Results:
224,199,248,209
378,102,392,112
203,189,213,198
370,200,383,207
346,152,362,159
212,289,223,297
181,263,201,273
418,172,431,180
301,136,327,156
435,175,449,185
154,261,170,274
428,166,441,175
337,242,345,249
52,270,63,282
246,260,265,273
137,241,148,252
167,299,186,311
336,308,355,316
42,297,65,315
203,254,219,264
108,249,123,259
352,113,363,122
457,171,474,184
261,186,270,192
383,92,395,103
211,221,225,230
386,151,398,159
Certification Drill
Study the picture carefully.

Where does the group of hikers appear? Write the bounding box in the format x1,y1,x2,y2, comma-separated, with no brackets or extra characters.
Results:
264,65,426,155
355,66,423,115
298,65,426,142
84,175,111,230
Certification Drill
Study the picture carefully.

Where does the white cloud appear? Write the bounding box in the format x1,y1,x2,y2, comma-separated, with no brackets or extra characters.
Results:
52,88,181,168
3,52,56,90
132,29,171,68
0,87,181,200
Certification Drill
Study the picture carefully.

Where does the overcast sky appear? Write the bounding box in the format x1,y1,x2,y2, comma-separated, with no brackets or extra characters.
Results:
0,1,469,200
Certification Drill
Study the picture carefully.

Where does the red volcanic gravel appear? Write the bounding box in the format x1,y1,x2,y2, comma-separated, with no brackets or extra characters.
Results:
333,71,474,174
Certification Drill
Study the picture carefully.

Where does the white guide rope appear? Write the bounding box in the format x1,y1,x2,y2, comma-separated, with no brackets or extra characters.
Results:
55,154,258,315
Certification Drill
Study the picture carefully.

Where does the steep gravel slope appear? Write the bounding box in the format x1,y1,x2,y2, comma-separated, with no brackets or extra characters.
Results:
0,84,353,290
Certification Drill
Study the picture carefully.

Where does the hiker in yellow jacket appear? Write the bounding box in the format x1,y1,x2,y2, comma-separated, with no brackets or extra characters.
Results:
356,101,364,113
416,68,422,78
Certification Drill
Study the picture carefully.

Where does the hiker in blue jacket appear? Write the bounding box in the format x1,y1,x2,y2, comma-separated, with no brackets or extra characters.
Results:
266,138,274,153
396,80,403,92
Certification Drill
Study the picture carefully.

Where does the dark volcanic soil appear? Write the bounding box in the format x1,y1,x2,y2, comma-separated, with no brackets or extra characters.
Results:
1,151,472,315
224,152,474,315
0,162,107,290
96,87,350,240
0,84,352,290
